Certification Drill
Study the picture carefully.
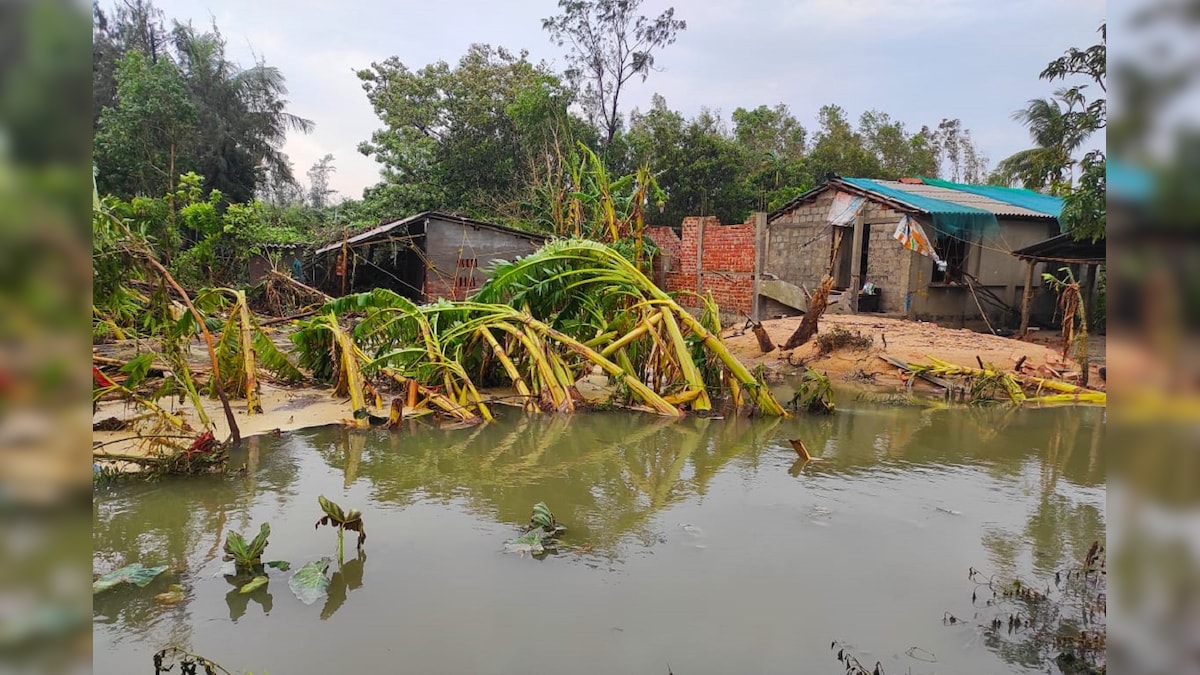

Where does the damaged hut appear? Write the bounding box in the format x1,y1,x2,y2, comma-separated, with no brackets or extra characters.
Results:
311,211,547,301
761,176,1066,328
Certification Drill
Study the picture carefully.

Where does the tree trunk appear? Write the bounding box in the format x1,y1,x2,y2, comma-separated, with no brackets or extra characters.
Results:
751,322,775,353
784,275,834,350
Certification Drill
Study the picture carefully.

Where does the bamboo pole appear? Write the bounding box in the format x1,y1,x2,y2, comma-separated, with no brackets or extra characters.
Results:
236,292,262,414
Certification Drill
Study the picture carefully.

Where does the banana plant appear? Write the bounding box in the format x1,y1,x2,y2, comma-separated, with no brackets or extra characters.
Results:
316,495,366,563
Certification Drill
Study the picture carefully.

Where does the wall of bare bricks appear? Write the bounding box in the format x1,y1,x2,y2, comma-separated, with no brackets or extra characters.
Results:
646,215,757,317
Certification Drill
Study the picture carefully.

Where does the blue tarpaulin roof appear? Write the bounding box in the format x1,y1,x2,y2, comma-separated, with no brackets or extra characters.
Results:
839,177,998,238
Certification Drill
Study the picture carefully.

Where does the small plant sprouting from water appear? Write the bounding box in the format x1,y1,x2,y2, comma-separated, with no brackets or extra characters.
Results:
788,369,835,414
222,522,289,593
223,523,272,573
505,502,566,557
316,495,366,563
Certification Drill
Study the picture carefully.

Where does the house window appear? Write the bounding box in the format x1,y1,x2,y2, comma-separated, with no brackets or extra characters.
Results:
932,235,967,284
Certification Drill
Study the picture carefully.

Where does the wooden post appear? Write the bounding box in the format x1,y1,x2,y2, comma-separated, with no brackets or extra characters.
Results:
1020,259,1035,338
695,217,706,297
752,211,766,321
848,209,866,314
1081,263,1096,322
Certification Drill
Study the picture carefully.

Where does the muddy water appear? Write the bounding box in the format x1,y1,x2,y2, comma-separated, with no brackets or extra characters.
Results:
93,399,1104,674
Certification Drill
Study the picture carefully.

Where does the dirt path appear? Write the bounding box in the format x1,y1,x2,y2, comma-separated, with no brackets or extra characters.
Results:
722,313,1105,395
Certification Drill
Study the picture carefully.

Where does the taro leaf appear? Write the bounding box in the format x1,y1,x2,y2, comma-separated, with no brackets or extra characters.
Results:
223,531,248,562
265,560,290,571
289,557,332,606
239,576,269,594
530,502,556,530
247,523,271,559
504,529,548,555
318,495,346,524
92,563,168,594
154,584,186,605
224,523,270,568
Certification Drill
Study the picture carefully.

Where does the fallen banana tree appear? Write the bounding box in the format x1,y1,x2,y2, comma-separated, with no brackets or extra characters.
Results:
292,239,788,421
191,288,306,414
896,356,1106,406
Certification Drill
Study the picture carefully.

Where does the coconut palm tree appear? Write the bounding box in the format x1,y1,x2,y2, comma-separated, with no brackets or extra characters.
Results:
992,88,1091,193
169,22,313,203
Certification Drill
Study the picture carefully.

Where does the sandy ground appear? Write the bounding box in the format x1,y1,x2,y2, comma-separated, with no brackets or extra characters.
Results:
93,315,1105,472
720,313,1105,395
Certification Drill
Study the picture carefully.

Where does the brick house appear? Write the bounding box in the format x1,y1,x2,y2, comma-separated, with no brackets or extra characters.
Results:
311,212,547,301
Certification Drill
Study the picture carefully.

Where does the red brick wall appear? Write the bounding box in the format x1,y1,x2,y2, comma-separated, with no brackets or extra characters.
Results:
647,215,757,316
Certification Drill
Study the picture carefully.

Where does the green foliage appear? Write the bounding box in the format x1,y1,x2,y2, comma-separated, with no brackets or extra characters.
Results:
222,523,271,572
93,563,169,594
289,557,333,606
92,1,313,202
996,23,1105,240
542,0,687,147
530,502,561,532
357,44,578,219
788,370,835,414
316,495,367,562
94,50,197,199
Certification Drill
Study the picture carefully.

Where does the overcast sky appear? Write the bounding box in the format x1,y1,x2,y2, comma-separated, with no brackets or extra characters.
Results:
155,0,1105,201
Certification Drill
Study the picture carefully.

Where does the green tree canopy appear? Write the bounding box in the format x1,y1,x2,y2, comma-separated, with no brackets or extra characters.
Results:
357,44,585,219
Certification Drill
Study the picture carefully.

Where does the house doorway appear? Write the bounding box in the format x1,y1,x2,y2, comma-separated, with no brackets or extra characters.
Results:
831,223,870,290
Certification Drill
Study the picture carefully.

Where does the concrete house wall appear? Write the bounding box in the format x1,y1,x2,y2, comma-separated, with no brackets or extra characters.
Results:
764,187,1061,328
421,215,545,300
312,212,544,302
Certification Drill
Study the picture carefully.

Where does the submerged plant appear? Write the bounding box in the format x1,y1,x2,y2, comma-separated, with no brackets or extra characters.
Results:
788,369,835,414
530,502,565,535
221,523,289,593
223,523,272,572
506,502,566,557
316,495,366,562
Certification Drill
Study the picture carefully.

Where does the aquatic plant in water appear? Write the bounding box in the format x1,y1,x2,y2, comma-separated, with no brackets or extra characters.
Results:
316,495,367,563
221,523,289,593
788,369,835,414
505,502,566,557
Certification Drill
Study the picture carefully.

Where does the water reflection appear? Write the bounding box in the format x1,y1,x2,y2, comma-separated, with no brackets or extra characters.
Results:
93,397,1105,675
307,412,785,552
321,550,366,621
222,575,273,622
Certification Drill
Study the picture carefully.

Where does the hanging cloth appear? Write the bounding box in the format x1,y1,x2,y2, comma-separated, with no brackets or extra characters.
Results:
827,191,865,226
893,215,943,264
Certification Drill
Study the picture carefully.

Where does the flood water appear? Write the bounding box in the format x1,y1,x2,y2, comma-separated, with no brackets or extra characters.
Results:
93,395,1104,674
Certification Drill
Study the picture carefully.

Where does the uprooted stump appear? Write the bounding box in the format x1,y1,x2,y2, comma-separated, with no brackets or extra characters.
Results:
783,275,834,350
751,321,776,353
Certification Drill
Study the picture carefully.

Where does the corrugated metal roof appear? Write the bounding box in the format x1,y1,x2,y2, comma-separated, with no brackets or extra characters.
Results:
769,176,1061,224
1012,233,1106,263
314,211,547,256
870,180,1050,218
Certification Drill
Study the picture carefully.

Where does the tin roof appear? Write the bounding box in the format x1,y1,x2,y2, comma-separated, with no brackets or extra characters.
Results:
871,180,1051,218
315,211,548,256
770,176,1061,223
1012,233,1106,264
